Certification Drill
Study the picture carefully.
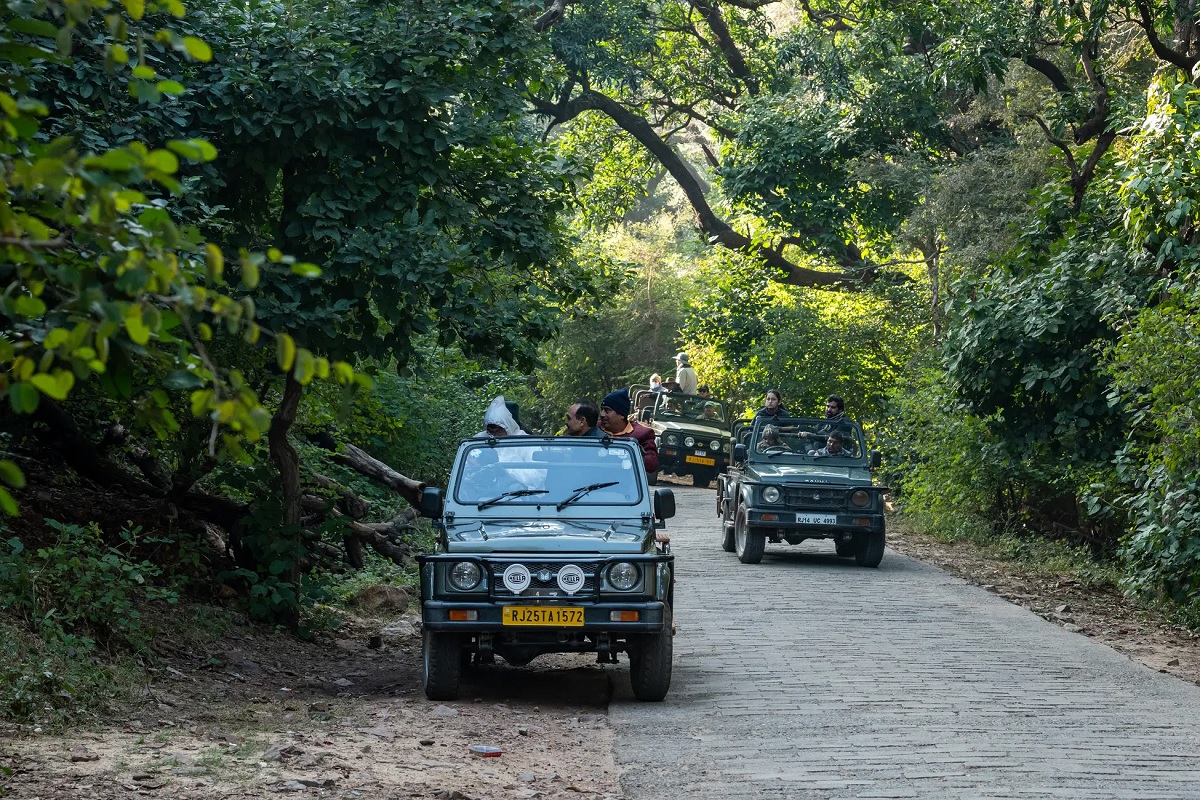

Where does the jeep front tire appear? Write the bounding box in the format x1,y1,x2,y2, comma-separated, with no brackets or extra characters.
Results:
423,631,464,700
629,606,673,701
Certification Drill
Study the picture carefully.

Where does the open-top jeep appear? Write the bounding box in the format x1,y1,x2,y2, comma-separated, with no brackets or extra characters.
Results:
716,416,887,566
632,388,731,487
417,435,676,701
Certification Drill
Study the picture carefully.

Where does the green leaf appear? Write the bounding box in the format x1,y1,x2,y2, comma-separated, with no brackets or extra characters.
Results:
182,36,212,62
291,262,321,278
30,371,73,401
205,243,224,283
122,0,146,19
276,334,296,372
156,80,185,95
43,328,69,350
0,488,18,517
125,308,150,345
241,259,259,290
0,460,26,489
293,348,316,385
7,383,40,414
132,65,157,80
167,138,218,162
164,370,206,390
144,149,179,174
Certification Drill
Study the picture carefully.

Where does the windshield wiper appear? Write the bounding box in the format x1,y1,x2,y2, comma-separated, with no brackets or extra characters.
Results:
556,481,619,511
477,489,548,510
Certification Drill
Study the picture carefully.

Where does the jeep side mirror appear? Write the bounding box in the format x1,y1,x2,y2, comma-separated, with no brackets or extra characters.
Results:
654,488,676,520
419,486,444,518
869,449,882,469
733,443,746,464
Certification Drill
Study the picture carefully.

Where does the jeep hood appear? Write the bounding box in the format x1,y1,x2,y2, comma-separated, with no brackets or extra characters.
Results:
748,463,868,483
442,517,653,554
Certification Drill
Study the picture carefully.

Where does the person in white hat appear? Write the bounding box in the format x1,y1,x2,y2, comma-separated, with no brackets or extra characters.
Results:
674,352,698,395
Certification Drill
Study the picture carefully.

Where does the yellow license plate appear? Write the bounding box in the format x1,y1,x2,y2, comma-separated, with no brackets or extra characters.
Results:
686,455,716,466
502,606,585,627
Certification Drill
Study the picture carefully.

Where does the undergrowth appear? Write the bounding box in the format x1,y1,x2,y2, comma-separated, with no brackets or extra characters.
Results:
900,509,1121,590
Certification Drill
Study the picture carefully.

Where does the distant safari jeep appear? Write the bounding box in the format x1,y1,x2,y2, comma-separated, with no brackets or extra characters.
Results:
717,416,887,566
417,435,676,702
632,388,731,487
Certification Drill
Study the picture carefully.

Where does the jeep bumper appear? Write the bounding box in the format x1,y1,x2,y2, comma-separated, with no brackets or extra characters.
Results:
422,600,669,633
745,508,885,534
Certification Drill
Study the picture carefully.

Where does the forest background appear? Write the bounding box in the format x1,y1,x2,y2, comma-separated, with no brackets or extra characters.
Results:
2,0,1200,722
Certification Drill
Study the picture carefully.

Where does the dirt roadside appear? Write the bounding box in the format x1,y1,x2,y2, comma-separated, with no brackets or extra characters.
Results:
0,612,625,800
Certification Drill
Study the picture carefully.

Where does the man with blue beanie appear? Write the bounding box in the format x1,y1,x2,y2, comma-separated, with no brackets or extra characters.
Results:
599,387,659,474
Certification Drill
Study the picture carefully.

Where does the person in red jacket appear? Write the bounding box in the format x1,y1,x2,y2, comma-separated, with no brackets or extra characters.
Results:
599,387,659,474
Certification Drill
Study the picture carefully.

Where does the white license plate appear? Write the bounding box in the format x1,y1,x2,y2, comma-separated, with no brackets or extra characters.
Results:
796,513,837,525
694,449,707,456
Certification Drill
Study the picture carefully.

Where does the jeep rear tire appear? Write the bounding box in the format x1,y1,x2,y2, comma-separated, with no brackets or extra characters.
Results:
692,468,714,488
423,631,464,700
734,506,765,564
629,606,673,701
855,530,885,568
834,538,854,557
647,471,658,486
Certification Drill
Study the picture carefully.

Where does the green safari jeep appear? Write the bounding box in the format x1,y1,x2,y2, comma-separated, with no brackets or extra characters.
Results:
417,434,677,702
716,416,887,566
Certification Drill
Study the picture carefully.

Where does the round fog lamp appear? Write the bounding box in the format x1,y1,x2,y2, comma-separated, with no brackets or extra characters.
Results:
503,563,531,594
666,434,679,445
556,564,586,595
608,562,640,591
684,436,696,447
449,561,482,591
711,440,722,451
850,490,871,508
763,486,781,503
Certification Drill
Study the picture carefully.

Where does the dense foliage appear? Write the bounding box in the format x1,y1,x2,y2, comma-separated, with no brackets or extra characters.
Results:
6,0,1200,724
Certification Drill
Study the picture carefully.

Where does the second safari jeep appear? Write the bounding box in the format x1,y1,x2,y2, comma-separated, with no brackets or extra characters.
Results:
717,416,887,566
417,435,676,702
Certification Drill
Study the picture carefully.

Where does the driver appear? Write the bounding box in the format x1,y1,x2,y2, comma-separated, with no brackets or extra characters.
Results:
756,425,790,453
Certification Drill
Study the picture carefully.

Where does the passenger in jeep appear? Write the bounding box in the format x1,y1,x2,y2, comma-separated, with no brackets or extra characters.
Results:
757,425,790,453
807,430,852,457
599,388,659,473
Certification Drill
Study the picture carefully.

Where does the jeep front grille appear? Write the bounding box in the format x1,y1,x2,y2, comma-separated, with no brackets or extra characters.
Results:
487,561,600,598
783,488,845,509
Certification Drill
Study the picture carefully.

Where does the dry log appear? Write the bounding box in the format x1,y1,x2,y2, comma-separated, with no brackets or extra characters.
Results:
308,434,427,506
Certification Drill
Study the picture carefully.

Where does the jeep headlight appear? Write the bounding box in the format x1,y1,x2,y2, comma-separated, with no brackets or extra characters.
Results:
711,440,722,451
607,562,640,591
666,434,679,445
850,490,871,508
684,436,695,447
763,486,781,504
448,561,482,591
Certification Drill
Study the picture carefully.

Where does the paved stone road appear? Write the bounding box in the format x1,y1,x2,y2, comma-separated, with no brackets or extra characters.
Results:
609,485,1200,799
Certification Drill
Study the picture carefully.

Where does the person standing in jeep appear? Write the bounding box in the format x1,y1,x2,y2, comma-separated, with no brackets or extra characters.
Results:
599,388,659,474
674,353,698,395
800,394,848,442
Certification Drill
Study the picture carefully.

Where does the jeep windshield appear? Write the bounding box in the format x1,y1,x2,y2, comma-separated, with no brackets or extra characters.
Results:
653,394,728,426
453,439,644,508
744,417,866,463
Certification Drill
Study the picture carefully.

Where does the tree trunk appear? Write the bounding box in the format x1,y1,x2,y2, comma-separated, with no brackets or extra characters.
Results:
268,374,305,628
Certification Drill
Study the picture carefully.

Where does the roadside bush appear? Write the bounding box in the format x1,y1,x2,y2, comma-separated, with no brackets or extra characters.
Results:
0,521,179,649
